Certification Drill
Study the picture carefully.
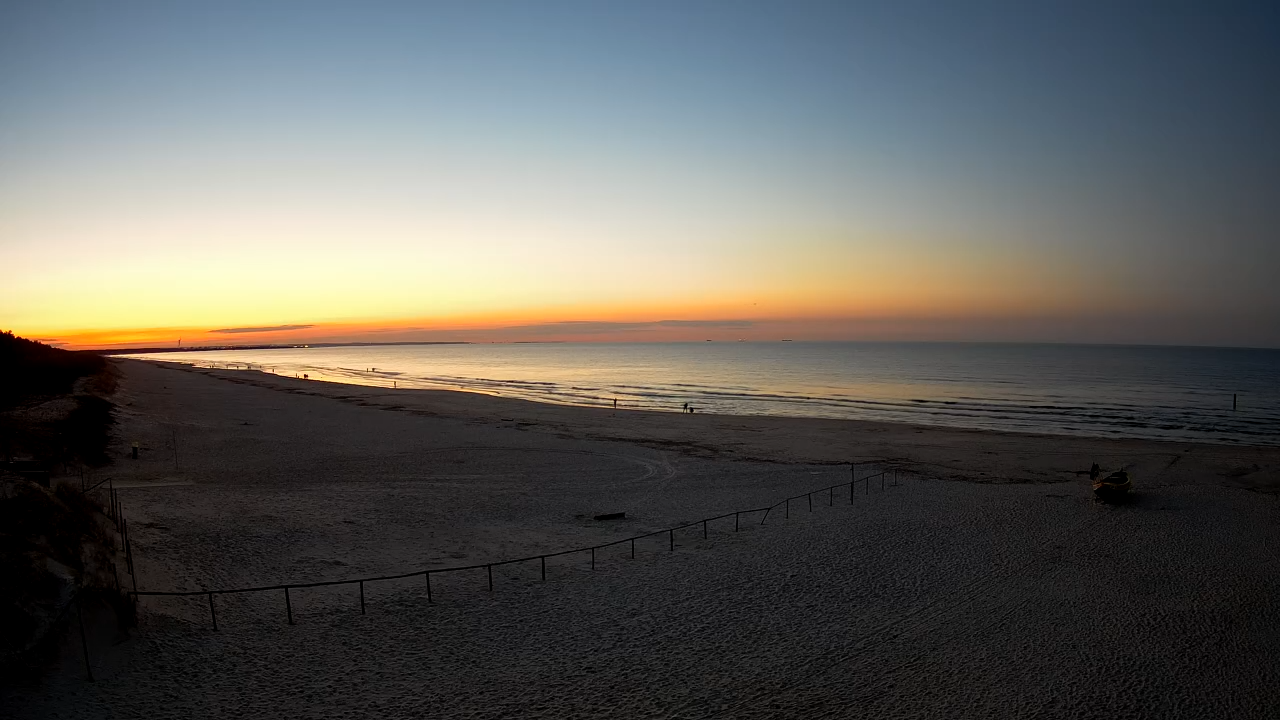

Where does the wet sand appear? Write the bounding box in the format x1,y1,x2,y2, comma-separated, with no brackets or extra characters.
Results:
6,358,1279,718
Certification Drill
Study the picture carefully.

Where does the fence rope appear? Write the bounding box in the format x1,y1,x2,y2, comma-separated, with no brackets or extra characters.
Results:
127,466,904,621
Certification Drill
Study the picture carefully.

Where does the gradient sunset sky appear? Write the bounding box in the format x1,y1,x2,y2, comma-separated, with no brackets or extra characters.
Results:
3,2,1278,348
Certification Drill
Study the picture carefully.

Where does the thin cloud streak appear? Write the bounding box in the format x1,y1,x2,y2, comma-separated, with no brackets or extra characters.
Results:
496,320,755,336
210,324,315,334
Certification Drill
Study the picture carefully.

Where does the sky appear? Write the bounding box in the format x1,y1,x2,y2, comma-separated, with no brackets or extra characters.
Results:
2,1,1278,348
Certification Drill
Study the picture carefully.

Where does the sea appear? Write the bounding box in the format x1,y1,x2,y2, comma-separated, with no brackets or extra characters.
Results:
124,342,1280,446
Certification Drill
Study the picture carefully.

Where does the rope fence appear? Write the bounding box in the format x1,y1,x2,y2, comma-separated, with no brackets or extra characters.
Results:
74,472,138,599
128,464,905,628
35,469,140,680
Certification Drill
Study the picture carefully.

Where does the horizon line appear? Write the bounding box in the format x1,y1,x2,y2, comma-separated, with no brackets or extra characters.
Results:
89,338,1280,354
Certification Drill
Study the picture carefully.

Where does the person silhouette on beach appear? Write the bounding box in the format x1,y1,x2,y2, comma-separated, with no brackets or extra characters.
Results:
682,402,688,413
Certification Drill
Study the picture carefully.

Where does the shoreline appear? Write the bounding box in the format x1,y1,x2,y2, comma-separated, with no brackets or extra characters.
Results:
125,358,1280,493
117,345,1280,449
95,340,473,355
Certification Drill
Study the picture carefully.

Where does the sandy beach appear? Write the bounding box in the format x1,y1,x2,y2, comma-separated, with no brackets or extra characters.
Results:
6,358,1279,718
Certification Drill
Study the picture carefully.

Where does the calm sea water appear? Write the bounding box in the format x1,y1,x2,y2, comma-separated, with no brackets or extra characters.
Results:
126,342,1280,446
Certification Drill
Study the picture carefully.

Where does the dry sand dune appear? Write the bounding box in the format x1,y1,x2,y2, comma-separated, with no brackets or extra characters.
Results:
5,359,1279,718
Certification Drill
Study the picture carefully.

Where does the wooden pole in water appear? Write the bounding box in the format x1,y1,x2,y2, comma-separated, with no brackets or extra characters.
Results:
1233,394,1237,411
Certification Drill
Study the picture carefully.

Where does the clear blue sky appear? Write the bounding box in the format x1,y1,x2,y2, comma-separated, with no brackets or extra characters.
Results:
2,1,1278,347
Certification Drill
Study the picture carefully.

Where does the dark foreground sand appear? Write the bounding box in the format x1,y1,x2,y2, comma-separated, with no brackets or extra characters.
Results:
5,359,1279,718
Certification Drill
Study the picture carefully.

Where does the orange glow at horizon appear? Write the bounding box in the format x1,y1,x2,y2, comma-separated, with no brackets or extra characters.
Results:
7,218,1145,350
14,265,1131,349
